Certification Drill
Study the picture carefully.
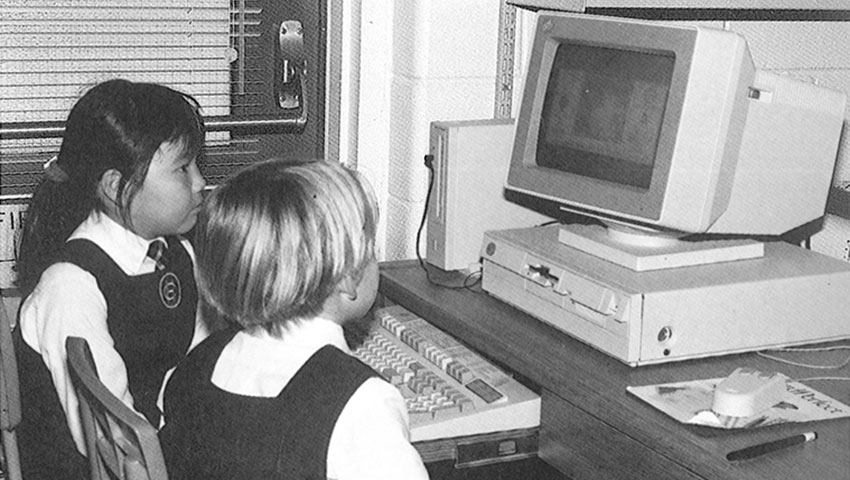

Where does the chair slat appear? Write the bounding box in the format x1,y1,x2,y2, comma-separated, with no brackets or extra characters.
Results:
67,336,169,480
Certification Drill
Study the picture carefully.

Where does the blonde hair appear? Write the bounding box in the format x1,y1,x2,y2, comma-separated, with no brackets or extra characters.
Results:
195,159,379,333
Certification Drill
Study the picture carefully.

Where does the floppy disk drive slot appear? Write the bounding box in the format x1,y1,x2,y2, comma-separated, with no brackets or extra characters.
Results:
523,255,621,318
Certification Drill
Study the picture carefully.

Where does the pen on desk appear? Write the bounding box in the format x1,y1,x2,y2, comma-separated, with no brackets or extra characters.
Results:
726,432,817,462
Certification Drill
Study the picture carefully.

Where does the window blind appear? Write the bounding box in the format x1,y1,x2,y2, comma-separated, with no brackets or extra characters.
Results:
0,0,233,198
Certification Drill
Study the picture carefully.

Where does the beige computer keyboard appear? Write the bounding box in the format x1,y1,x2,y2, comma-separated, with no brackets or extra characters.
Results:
352,304,540,443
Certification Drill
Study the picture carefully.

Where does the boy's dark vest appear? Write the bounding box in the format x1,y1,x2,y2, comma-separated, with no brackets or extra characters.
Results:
160,328,378,480
14,237,197,480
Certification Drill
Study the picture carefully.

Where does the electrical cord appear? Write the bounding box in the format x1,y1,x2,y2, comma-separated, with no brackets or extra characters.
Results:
415,154,482,292
758,345,850,382
758,345,850,369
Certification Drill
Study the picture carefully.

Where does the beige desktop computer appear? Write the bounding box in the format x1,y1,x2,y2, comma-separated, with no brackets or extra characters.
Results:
480,225,850,366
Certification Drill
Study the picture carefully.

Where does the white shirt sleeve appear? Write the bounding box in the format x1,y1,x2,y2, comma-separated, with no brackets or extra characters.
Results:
19,262,136,455
327,377,430,480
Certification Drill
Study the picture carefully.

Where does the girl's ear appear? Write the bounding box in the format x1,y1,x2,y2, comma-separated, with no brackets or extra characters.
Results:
97,168,123,204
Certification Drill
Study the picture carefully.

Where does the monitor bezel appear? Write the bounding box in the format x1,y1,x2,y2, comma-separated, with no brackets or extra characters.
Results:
508,13,698,224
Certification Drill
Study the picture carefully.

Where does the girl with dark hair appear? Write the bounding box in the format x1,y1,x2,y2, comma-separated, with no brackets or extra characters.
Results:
14,79,209,479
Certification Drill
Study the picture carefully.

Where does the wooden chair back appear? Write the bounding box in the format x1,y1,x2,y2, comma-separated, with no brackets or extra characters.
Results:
66,336,168,480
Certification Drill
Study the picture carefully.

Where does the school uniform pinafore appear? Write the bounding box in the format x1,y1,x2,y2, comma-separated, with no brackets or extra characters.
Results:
15,237,197,480
160,327,378,480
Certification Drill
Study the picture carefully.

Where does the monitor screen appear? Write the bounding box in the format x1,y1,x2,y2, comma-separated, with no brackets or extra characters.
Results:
537,43,674,190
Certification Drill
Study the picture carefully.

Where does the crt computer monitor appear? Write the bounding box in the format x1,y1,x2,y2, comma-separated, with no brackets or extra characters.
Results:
506,11,846,259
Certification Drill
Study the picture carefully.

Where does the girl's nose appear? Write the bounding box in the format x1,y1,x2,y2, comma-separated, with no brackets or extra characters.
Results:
192,164,207,191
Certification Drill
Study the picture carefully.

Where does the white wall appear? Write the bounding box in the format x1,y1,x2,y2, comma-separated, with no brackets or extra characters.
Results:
356,0,504,261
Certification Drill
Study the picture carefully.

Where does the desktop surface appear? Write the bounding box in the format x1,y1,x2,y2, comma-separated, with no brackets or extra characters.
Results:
379,260,850,480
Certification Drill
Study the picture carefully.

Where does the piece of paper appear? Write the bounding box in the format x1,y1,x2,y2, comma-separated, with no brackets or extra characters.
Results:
627,375,850,429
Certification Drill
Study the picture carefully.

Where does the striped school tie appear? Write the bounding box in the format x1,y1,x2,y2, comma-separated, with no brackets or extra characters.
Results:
146,239,168,271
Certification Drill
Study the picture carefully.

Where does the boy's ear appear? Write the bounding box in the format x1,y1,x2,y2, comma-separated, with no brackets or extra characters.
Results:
338,275,358,301
97,169,123,204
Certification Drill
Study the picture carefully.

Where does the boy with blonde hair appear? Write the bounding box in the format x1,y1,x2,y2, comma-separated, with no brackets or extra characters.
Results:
160,159,429,479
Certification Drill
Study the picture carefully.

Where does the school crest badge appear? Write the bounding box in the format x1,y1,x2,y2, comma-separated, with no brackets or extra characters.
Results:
158,272,182,309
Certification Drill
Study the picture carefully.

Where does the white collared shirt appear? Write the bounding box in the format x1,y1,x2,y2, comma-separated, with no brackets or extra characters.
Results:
210,318,430,480
18,211,208,454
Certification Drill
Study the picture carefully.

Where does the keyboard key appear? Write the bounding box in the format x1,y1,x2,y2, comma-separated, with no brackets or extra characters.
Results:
466,378,504,404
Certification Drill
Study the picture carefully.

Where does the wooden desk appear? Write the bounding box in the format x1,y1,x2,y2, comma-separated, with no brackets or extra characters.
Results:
379,260,850,480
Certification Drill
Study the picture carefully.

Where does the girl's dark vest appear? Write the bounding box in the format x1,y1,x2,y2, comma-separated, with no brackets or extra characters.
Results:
160,327,378,480
14,237,197,480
